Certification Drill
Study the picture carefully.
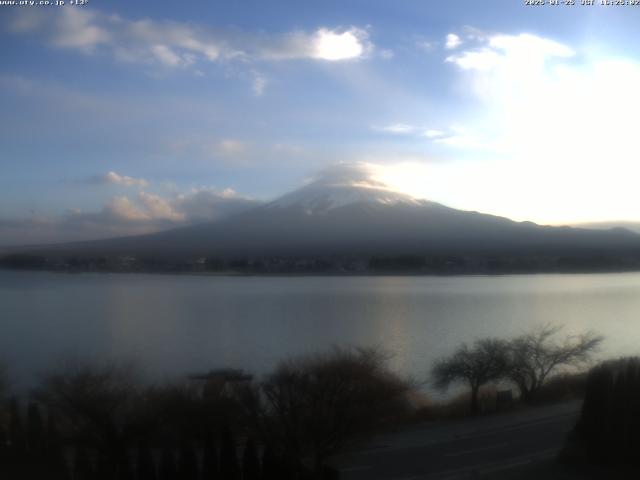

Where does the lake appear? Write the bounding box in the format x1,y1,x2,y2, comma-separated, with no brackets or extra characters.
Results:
2,270,640,391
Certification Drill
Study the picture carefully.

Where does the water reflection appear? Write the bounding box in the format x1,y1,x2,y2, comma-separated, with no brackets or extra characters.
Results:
2,271,640,391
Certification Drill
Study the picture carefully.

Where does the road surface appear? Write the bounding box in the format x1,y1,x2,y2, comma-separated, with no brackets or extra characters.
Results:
334,400,582,480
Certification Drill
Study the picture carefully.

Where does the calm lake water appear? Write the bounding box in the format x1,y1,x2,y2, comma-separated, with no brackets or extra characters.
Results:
2,270,640,391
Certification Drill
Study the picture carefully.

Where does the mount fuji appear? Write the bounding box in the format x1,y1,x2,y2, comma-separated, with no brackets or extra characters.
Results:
8,165,640,272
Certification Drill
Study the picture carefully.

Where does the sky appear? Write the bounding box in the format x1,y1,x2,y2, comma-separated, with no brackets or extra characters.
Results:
3,0,640,245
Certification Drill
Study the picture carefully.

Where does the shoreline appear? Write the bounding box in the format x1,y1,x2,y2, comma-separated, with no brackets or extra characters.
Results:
4,266,640,278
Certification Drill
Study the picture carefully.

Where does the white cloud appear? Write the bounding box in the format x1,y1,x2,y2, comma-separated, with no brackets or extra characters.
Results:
433,31,640,224
309,162,389,189
52,8,110,51
257,27,372,62
0,186,260,246
433,133,488,149
374,123,417,134
373,123,490,149
423,129,446,139
116,16,241,65
373,123,487,149
173,187,256,222
87,171,149,188
100,187,256,226
445,33,462,50
107,171,149,188
489,33,573,58
416,40,436,53
150,44,185,67
446,33,574,76
8,9,45,33
217,139,248,157
104,196,151,222
251,72,267,96
137,192,185,222
312,28,368,61
446,33,573,76
8,9,373,70
462,26,489,43
446,48,502,71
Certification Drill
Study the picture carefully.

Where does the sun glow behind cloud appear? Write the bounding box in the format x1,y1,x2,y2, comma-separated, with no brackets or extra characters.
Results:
383,32,640,225
312,28,367,60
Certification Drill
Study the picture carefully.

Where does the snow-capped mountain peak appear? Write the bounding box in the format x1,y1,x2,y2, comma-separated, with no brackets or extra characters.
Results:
266,164,425,214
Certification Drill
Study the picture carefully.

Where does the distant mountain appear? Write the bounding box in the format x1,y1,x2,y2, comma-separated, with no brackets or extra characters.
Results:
6,167,640,273
573,221,640,235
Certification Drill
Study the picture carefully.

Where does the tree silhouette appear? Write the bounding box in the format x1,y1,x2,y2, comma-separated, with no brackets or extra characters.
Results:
178,440,199,480
159,447,177,480
117,452,135,480
35,361,156,473
0,363,7,400
253,347,408,474
202,432,218,479
241,438,260,480
26,403,45,459
219,426,239,480
137,442,157,480
73,446,94,480
432,338,508,415
261,445,288,480
507,325,602,402
45,412,69,480
94,452,112,480
9,398,26,464
0,425,9,477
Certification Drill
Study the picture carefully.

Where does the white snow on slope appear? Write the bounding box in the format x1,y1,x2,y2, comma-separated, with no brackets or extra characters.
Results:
266,163,427,214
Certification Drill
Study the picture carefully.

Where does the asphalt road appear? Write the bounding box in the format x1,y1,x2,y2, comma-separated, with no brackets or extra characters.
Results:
334,400,582,480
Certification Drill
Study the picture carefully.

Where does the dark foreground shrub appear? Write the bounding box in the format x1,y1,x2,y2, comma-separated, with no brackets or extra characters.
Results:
240,347,409,477
573,357,640,465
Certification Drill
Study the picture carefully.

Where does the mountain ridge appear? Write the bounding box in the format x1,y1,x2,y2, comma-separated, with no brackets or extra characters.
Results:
3,170,640,273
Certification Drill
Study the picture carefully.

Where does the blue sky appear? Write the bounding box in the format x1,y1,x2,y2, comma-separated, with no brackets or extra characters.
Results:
2,0,640,244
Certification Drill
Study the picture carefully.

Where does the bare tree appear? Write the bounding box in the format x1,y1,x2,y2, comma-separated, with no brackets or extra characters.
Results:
242,347,409,477
506,325,603,402
431,338,509,416
33,360,155,477
0,361,8,401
